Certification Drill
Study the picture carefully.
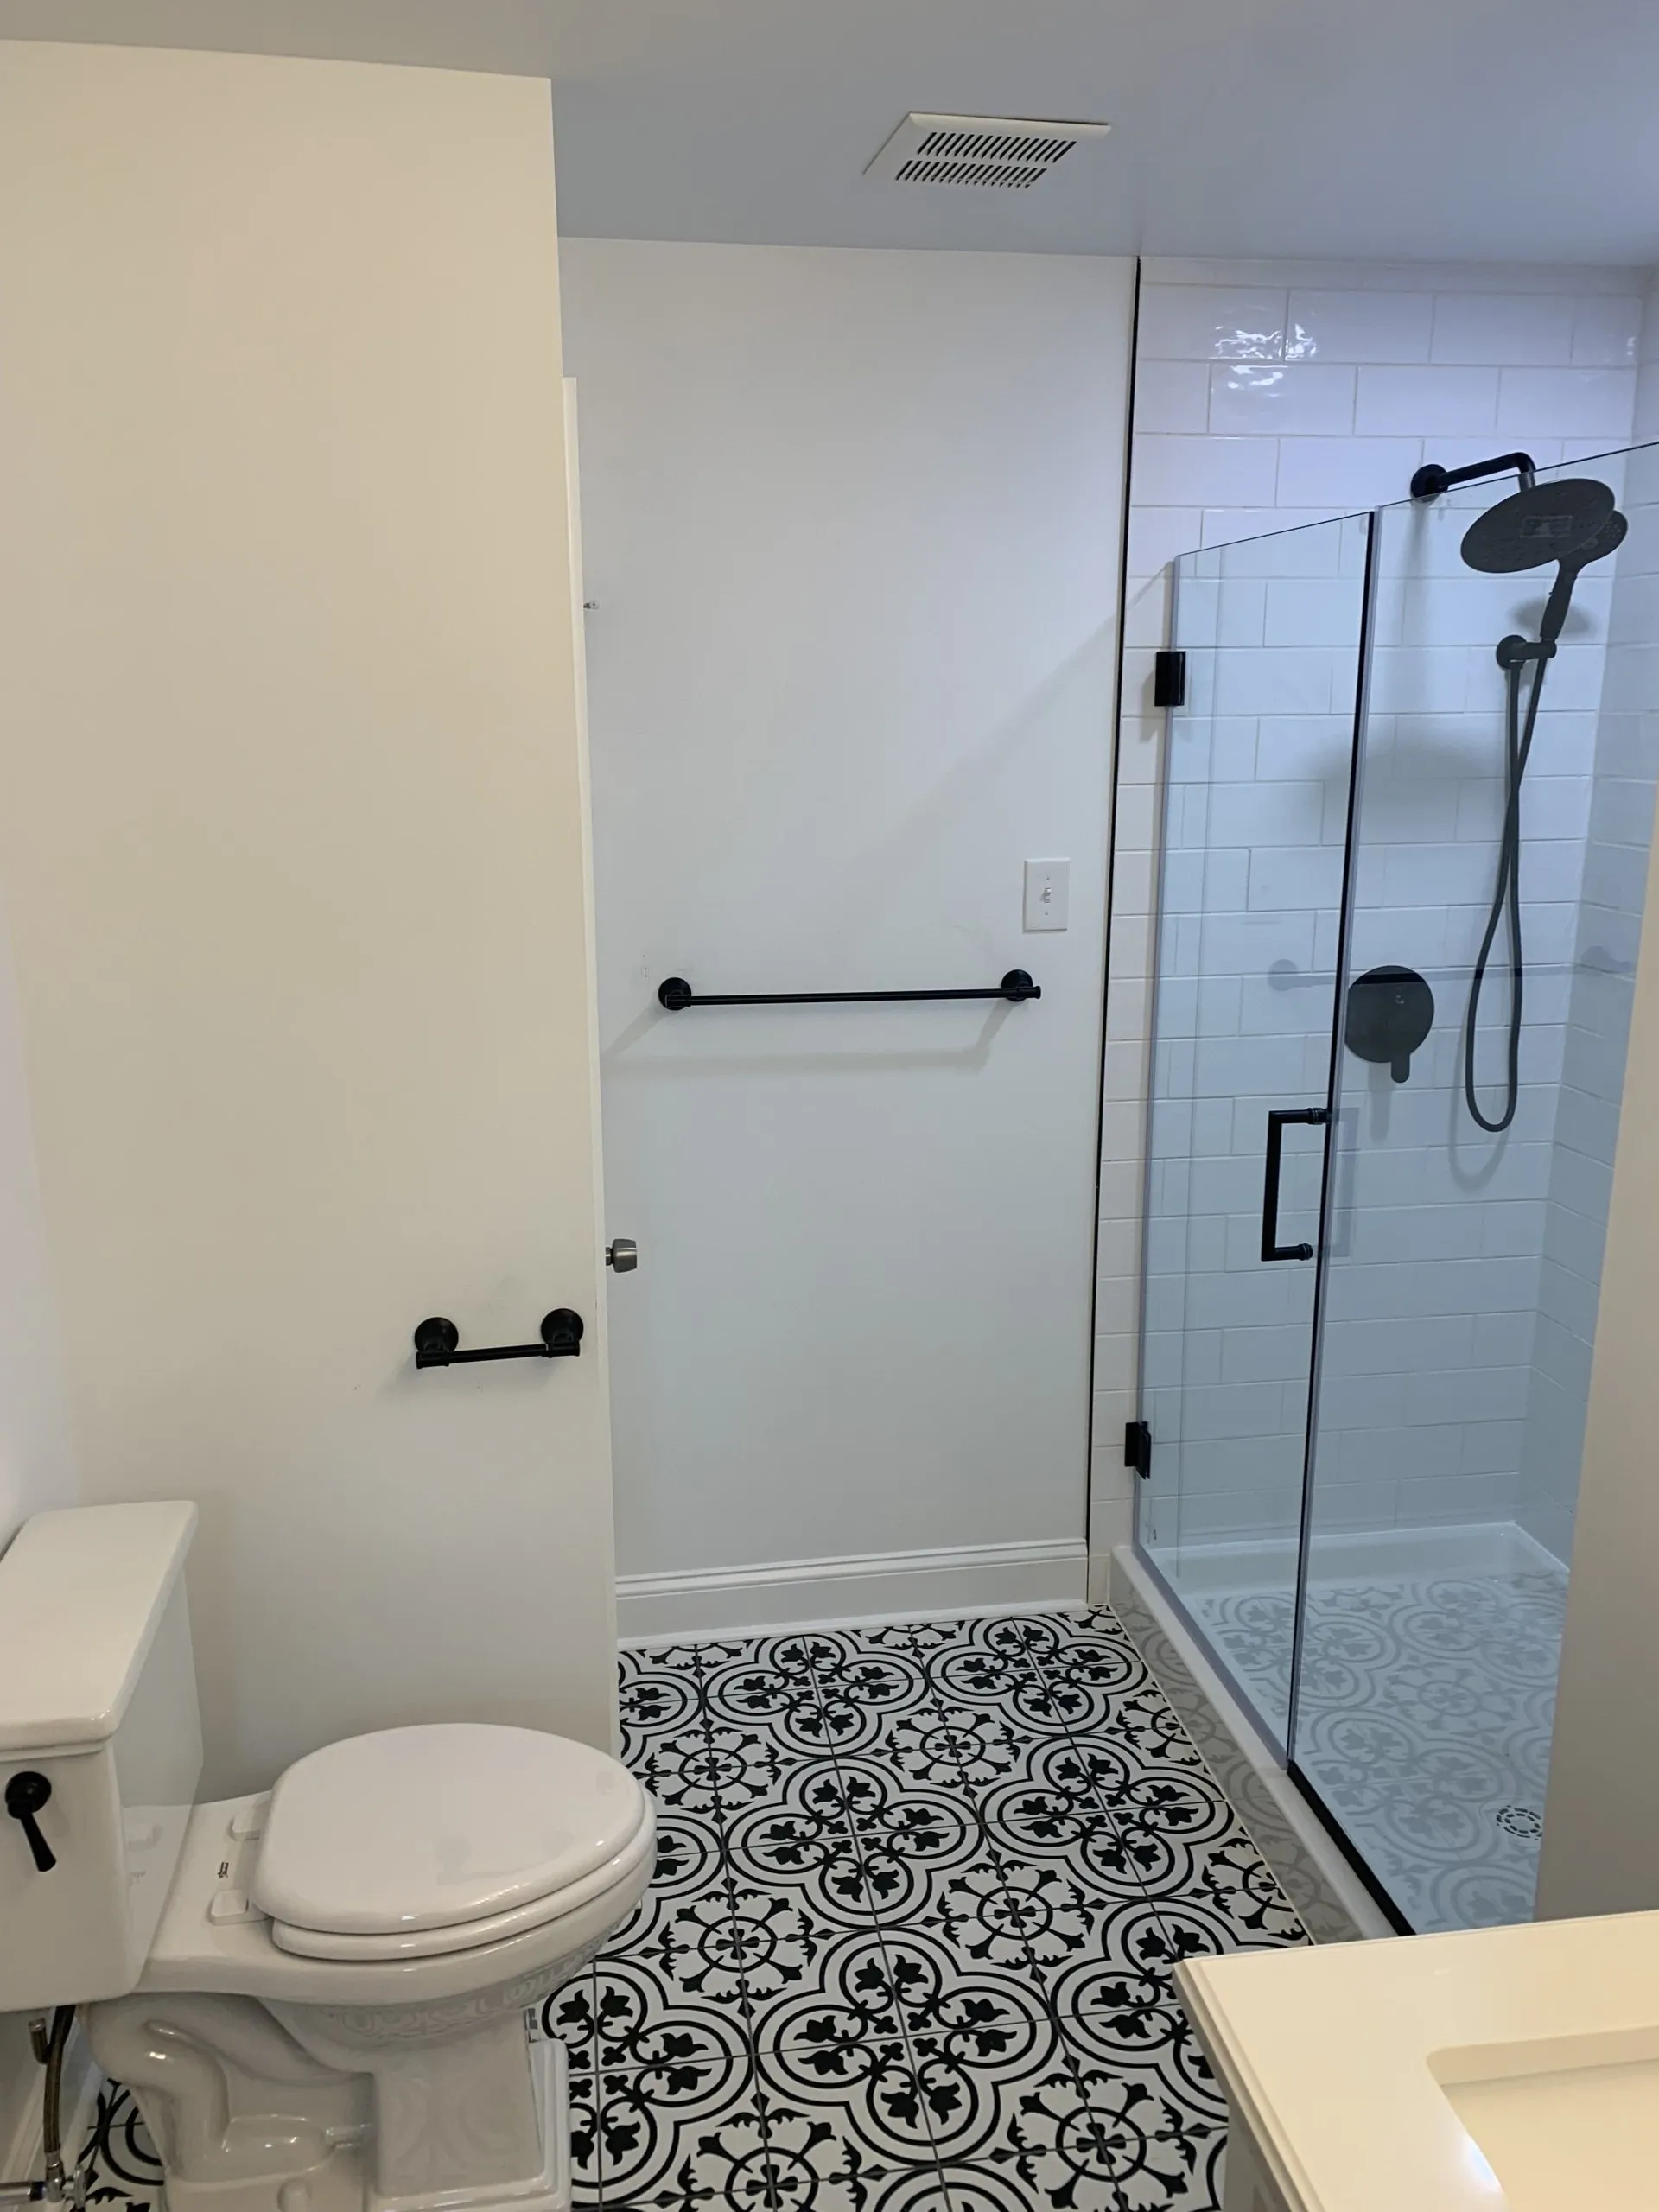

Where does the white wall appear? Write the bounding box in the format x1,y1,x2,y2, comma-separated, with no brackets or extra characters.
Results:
563,241,1132,1626
0,913,76,1551
1537,617,1659,1916
0,42,615,1798
0,915,76,2212
1513,281,1659,1561
1100,257,1647,1561
1514,429,1659,1562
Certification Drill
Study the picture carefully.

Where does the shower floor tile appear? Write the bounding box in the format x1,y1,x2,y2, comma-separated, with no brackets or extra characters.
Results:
1189,1567,1567,1932
80,1606,1306,2212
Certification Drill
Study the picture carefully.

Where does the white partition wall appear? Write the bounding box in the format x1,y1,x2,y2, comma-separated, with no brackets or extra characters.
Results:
1538,288,1659,1917
0,42,615,1796
1538,717,1659,1919
564,241,1133,1634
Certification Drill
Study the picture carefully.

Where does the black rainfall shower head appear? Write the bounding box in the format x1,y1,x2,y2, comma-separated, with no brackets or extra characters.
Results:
1561,506,1629,568
1459,478,1617,574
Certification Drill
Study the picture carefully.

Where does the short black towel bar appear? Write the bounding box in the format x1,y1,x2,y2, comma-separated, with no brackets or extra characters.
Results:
658,969,1039,1011
413,1311,583,1368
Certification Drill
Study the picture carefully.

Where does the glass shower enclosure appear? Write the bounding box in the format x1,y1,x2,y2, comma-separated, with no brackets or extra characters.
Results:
1135,443,1659,1933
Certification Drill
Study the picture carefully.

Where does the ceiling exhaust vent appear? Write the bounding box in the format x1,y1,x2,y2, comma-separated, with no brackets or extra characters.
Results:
865,112,1110,192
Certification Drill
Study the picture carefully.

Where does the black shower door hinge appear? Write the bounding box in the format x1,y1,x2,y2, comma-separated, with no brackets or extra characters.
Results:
1153,650,1186,709
1124,1420,1152,1479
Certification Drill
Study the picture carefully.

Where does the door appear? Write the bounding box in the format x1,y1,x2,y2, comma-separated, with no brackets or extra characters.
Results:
0,43,614,1795
1293,459,1656,1932
1137,514,1371,1745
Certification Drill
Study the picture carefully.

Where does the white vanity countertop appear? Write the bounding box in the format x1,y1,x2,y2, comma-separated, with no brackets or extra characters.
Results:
1176,1909,1659,2212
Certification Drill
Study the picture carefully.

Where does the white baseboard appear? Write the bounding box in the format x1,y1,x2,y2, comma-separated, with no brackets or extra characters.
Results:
618,1537,1089,1643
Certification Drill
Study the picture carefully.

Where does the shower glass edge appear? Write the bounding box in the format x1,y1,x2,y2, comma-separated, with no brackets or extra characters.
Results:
1134,510,1373,1757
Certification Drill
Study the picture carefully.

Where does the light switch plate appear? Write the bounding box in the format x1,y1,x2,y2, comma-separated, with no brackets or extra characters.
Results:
1024,858,1069,931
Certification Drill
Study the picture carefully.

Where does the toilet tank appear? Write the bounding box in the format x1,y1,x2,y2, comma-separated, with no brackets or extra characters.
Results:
0,1502,202,2007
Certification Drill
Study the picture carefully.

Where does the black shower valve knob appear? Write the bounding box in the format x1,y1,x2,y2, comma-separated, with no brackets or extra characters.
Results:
1344,965,1435,1085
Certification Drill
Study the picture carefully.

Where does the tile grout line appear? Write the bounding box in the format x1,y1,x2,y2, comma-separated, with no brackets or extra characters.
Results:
796,1619,957,2209
804,1616,1148,2202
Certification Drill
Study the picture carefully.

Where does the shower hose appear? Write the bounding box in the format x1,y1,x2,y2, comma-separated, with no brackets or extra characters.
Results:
1463,649,1549,1135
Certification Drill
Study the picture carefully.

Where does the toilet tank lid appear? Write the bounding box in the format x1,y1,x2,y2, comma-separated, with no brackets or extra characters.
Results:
0,1503,197,1752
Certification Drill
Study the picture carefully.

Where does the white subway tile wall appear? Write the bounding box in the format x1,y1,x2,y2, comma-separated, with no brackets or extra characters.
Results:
1305,492,1603,1546
1096,257,1652,1565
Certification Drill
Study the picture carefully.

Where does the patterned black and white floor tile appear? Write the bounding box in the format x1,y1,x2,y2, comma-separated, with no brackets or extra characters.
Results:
83,2085,163,2212
82,1607,1306,2212
1189,1570,1567,1932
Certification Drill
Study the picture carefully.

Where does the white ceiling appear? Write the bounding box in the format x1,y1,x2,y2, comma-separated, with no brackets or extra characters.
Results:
1,0,1656,267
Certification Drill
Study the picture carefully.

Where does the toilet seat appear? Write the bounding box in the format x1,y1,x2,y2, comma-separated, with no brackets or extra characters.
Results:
251,1723,650,1963
266,1814,654,1961
138,1789,658,2008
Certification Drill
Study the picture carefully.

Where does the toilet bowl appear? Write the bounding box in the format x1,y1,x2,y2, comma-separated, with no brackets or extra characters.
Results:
0,1506,653,2212
86,1728,655,2212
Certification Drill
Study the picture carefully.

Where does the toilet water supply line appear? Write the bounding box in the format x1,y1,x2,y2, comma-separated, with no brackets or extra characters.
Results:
0,2010,86,2209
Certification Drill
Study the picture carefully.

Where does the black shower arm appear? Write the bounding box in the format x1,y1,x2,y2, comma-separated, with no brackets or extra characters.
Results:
1411,452,1537,501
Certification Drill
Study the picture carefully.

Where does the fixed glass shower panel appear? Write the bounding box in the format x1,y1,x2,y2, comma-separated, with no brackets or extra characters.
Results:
1293,448,1659,1933
1139,514,1370,1745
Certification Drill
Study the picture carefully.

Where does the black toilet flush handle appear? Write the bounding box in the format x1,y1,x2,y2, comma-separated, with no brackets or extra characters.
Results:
5,1770,56,1872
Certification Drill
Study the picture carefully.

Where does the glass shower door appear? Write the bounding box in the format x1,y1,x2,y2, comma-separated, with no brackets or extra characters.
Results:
1138,513,1372,1746
1292,448,1659,1933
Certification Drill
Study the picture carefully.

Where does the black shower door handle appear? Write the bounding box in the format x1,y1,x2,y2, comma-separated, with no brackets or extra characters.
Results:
1261,1107,1328,1263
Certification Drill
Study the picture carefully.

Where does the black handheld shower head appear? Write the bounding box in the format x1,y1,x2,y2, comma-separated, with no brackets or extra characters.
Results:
1458,474,1627,1135
1537,506,1628,644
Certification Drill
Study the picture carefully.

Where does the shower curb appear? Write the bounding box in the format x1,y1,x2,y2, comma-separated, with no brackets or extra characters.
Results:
1107,1543,1393,1945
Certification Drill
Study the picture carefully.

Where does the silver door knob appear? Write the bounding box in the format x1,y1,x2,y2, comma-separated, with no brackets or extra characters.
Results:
606,1238,638,1274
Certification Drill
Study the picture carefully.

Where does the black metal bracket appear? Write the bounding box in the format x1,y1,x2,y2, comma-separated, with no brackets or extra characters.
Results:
1411,451,1536,501
658,970,1039,1011
1153,650,1186,709
413,1310,584,1368
1496,632,1556,670
1124,1420,1152,1480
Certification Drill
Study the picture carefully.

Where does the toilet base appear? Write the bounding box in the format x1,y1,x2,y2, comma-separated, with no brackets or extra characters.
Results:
80,1793,652,2212
358,2035,570,2212
86,2005,571,2212
356,2035,569,2212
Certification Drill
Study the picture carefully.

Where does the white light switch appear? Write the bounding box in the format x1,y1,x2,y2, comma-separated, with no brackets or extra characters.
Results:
1024,859,1070,932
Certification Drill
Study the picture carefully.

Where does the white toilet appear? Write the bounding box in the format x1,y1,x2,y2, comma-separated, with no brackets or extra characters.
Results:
0,1503,654,2212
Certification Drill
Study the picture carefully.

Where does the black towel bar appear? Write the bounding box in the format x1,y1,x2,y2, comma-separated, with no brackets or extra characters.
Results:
658,969,1039,1011
413,1311,583,1368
